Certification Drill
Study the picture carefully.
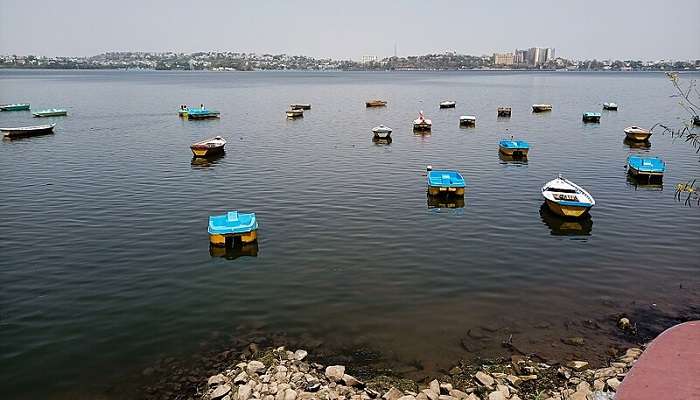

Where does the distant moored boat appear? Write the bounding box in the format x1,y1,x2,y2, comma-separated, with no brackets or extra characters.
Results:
0,103,30,111
624,126,652,142
185,107,220,120
498,107,512,117
627,155,665,180
427,169,466,196
532,104,552,113
413,111,432,131
582,112,601,123
603,102,618,111
499,138,530,157
371,124,392,139
290,103,311,110
439,101,456,109
190,136,226,157
33,109,68,117
286,108,303,118
459,116,476,127
1,123,55,139
366,100,387,108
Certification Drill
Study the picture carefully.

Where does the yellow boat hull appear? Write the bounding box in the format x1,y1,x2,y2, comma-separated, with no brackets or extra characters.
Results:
499,147,529,157
625,132,651,142
545,199,590,218
209,230,258,247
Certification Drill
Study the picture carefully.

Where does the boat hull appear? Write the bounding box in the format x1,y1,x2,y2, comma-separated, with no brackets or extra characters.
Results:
439,103,456,109
366,101,387,108
625,131,652,142
33,111,67,117
583,115,601,123
545,199,591,218
497,108,512,117
603,105,618,111
532,106,552,113
628,166,664,179
290,104,311,110
460,120,476,127
186,113,220,120
286,111,303,118
373,131,391,139
428,186,465,196
209,229,258,247
413,123,431,132
499,147,529,157
191,145,225,158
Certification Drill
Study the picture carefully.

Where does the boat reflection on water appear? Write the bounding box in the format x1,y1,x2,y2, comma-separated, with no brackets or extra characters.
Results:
209,242,259,260
623,137,651,149
498,151,528,164
626,174,664,191
372,136,392,145
427,194,465,209
191,153,226,169
539,203,593,236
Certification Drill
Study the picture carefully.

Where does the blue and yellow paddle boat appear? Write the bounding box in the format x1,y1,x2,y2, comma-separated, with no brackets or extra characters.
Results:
208,211,258,247
183,106,220,120
582,112,601,123
627,155,665,180
498,138,530,157
427,168,466,196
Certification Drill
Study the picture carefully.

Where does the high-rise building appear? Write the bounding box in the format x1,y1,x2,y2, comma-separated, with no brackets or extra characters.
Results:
514,49,527,64
516,47,556,66
493,53,514,66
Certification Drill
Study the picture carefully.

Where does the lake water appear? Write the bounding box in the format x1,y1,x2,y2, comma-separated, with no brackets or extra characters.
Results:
1,70,699,399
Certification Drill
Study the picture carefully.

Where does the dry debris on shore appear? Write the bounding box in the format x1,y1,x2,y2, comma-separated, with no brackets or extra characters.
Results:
201,345,644,400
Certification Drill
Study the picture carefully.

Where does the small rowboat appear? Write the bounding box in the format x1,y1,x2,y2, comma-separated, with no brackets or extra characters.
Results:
190,136,226,157
627,155,665,179
603,102,618,111
33,109,67,117
371,124,392,139
439,101,456,109
186,108,220,120
1,124,55,139
541,175,595,218
459,116,476,127
499,138,530,157
427,169,466,196
208,211,258,247
413,111,432,131
286,109,303,118
582,112,601,123
0,103,30,111
290,103,311,110
532,104,552,113
366,100,387,108
624,126,652,142
497,107,512,117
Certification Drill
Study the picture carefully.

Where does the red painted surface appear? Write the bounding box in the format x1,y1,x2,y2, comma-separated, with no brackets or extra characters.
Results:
617,320,700,400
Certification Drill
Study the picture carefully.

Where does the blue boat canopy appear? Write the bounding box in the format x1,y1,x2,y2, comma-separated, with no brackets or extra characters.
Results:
188,108,219,115
499,139,530,149
627,155,666,173
427,170,466,188
208,211,258,235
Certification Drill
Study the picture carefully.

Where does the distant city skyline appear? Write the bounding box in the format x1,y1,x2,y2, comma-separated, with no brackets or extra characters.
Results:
1,0,698,60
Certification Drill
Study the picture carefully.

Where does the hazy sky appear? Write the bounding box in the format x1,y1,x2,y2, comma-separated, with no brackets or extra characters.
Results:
1,0,698,60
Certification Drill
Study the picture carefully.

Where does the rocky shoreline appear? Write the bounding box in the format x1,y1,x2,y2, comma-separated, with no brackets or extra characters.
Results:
200,343,644,400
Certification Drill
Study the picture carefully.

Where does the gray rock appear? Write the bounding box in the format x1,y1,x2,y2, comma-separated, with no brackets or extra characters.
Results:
506,375,521,386
593,379,605,391
209,374,227,387
383,387,404,400
325,365,346,382
234,372,248,384
294,350,308,361
496,384,509,398
448,389,468,400
439,383,452,395
397,396,416,400
248,360,266,374
475,371,494,388
365,388,380,398
487,391,505,400
618,318,631,330
606,377,621,391
438,396,457,400
415,392,429,400
238,384,253,400
343,374,364,387
428,380,440,396
212,384,232,400
594,367,618,380
566,361,589,371
465,395,479,400
422,389,438,400
284,388,298,400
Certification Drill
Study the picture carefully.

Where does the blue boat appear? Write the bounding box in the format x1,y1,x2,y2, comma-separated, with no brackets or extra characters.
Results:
583,112,601,122
627,155,665,179
208,211,258,247
185,107,220,120
498,139,530,157
427,169,466,196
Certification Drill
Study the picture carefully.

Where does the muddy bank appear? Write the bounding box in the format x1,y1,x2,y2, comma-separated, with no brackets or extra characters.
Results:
122,304,699,400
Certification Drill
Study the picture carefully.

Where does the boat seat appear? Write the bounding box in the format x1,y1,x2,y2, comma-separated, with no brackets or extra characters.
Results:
227,211,239,222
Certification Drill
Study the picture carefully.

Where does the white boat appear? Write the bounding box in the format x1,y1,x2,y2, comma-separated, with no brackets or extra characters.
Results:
532,104,553,112
1,123,55,139
413,111,432,131
459,115,476,126
286,109,303,118
624,126,652,142
603,102,618,111
190,136,227,157
371,124,392,138
541,175,595,218
439,101,456,109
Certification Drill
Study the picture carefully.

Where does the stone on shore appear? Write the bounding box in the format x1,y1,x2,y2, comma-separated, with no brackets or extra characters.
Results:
448,389,468,399
294,350,308,361
342,374,364,387
247,360,266,374
606,377,621,391
384,387,404,400
211,384,232,400
325,366,346,382
209,374,227,387
397,396,416,400
422,389,438,400
487,391,505,400
237,384,253,400
618,317,631,330
565,361,589,371
475,371,494,388
429,380,440,396
562,337,585,346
